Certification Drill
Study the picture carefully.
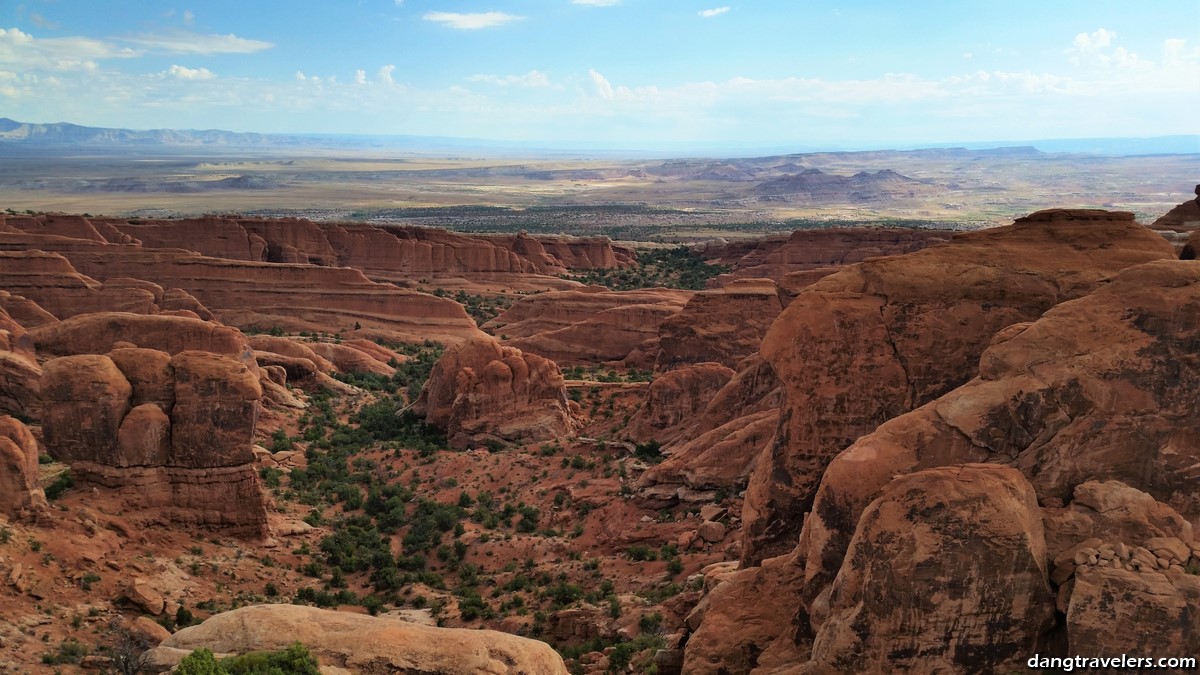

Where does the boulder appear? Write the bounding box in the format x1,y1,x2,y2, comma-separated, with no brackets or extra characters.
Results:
149,604,568,674
107,348,175,411
803,465,1056,673
0,303,41,419
126,579,166,615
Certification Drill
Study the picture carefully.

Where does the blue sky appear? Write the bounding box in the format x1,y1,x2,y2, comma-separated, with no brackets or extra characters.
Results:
1,0,1197,147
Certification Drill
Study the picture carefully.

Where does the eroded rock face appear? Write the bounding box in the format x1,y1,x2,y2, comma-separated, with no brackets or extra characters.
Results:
655,279,783,372
1066,569,1200,658
0,416,48,519
0,302,41,418
694,258,1198,674
1149,186,1200,254
702,227,952,285
417,336,580,448
624,363,735,445
743,209,1176,564
149,604,569,675
488,287,692,367
169,351,261,468
640,345,784,492
40,349,266,534
803,465,1056,673
41,355,133,465
802,258,1198,603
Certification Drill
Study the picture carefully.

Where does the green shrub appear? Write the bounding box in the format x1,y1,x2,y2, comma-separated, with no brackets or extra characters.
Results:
45,470,74,500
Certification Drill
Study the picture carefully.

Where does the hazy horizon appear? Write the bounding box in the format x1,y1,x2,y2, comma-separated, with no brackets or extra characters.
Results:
2,0,1198,147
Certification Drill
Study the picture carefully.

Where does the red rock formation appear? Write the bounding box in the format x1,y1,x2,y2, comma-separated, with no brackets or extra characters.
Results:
701,227,951,285
0,290,57,329
639,355,781,491
655,279,783,372
801,465,1055,673
246,335,335,373
148,604,569,674
40,350,267,535
0,416,48,520
487,287,691,367
30,312,255,370
484,232,636,271
1183,229,1199,260
0,302,40,418
416,336,581,448
693,258,1198,674
742,209,1176,565
1149,185,1200,253
623,363,735,445
487,287,690,339
41,355,133,465
306,341,396,376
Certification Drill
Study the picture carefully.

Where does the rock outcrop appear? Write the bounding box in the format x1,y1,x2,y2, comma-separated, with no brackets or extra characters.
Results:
0,416,48,520
0,302,40,418
655,279,783,372
639,356,781,491
691,258,1199,674
701,227,951,285
30,312,255,369
0,230,479,344
742,209,1176,564
147,604,569,675
40,350,267,535
1149,185,1200,253
486,287,691,367
416,336,581,448
801,465,1056,673
623,363,735,445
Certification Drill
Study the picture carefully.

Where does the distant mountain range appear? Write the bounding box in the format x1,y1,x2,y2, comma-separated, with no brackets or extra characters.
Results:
0,117,1196,157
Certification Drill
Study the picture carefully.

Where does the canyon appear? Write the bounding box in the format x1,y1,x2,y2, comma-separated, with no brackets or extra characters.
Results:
0,186,1197,674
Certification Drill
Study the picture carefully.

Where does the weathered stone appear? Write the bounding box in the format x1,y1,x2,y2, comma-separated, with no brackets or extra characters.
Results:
150,604,568,674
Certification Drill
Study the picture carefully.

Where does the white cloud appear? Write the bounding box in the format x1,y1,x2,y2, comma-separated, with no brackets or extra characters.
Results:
378,64,396,85
588,69,613,99
355,69,367,85
295,71,306,81
572,0,620,6
467,70,552,88
699,7,730,18
123,30,273,55
183,10,195,26
165,64,214,80
394,0,404,5
1072,28,1115,53
0,27,137,71
422,12,522,30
